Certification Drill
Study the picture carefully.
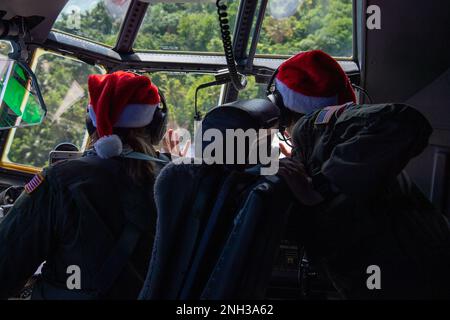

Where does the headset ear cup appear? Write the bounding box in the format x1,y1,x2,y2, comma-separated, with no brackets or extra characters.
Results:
142,90,168,145
275,91,287,131
268,91,288,133
267,69,289,132
85,112,96,136
147,106,168,145
155,109,168,145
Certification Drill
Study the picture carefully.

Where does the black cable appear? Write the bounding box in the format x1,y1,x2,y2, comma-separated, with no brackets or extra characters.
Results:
277,131,293,148
352,84,373,104
194,79,229,121
216,0,246,91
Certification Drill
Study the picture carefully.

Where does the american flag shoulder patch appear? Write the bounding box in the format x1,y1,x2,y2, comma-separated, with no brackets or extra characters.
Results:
24,173,45,194
314,103,349,125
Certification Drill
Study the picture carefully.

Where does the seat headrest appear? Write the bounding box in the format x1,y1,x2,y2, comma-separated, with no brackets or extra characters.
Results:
199,99,280,168
202,99,280,133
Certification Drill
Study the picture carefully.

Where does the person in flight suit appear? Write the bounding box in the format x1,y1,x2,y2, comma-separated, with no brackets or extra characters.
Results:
271,50,450,299
0,71,171,299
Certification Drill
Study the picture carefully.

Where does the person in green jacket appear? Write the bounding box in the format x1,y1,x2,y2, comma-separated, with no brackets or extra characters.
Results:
272,50,450,299
0,71,170,299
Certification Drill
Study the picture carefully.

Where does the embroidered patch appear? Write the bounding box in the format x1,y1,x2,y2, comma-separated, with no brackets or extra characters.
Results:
24,173,44,194
314,103,349,125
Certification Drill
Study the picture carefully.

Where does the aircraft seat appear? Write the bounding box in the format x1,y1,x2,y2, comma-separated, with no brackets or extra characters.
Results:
139,99,298,299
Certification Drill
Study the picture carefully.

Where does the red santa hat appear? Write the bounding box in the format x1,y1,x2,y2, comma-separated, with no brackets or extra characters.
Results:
275,50,356,114
88,71,160,159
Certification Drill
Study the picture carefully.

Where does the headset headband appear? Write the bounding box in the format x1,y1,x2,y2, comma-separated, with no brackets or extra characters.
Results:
266,68,279,95
158,89,168,113
126,70,167,111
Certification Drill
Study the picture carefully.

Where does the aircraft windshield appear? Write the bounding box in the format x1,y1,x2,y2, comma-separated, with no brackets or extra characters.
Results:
258,0,353,57
53,0,132,47
134,1,238,52
51,0,353,57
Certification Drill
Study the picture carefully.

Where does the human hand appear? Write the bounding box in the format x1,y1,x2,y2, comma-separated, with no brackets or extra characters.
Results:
277,157,323,206
279,131,292,157
162,129,191,157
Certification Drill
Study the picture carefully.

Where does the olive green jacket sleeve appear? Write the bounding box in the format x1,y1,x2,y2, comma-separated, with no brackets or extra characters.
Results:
295,103,433,197
323,104,432,195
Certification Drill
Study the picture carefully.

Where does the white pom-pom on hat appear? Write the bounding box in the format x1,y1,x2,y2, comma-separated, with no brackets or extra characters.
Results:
94,134,123,159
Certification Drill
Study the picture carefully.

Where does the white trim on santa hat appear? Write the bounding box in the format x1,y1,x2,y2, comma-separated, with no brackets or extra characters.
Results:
275,78,338,115
88,103,159,128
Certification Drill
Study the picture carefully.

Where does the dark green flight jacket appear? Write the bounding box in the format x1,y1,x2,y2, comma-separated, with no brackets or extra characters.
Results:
293,103,450,299
0,155,160,299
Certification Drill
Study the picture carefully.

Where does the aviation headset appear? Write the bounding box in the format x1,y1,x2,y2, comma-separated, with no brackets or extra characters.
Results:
266,68,290,134
266,67,368,147
147,89,168,145
266,68,296,147
86,86,168,146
